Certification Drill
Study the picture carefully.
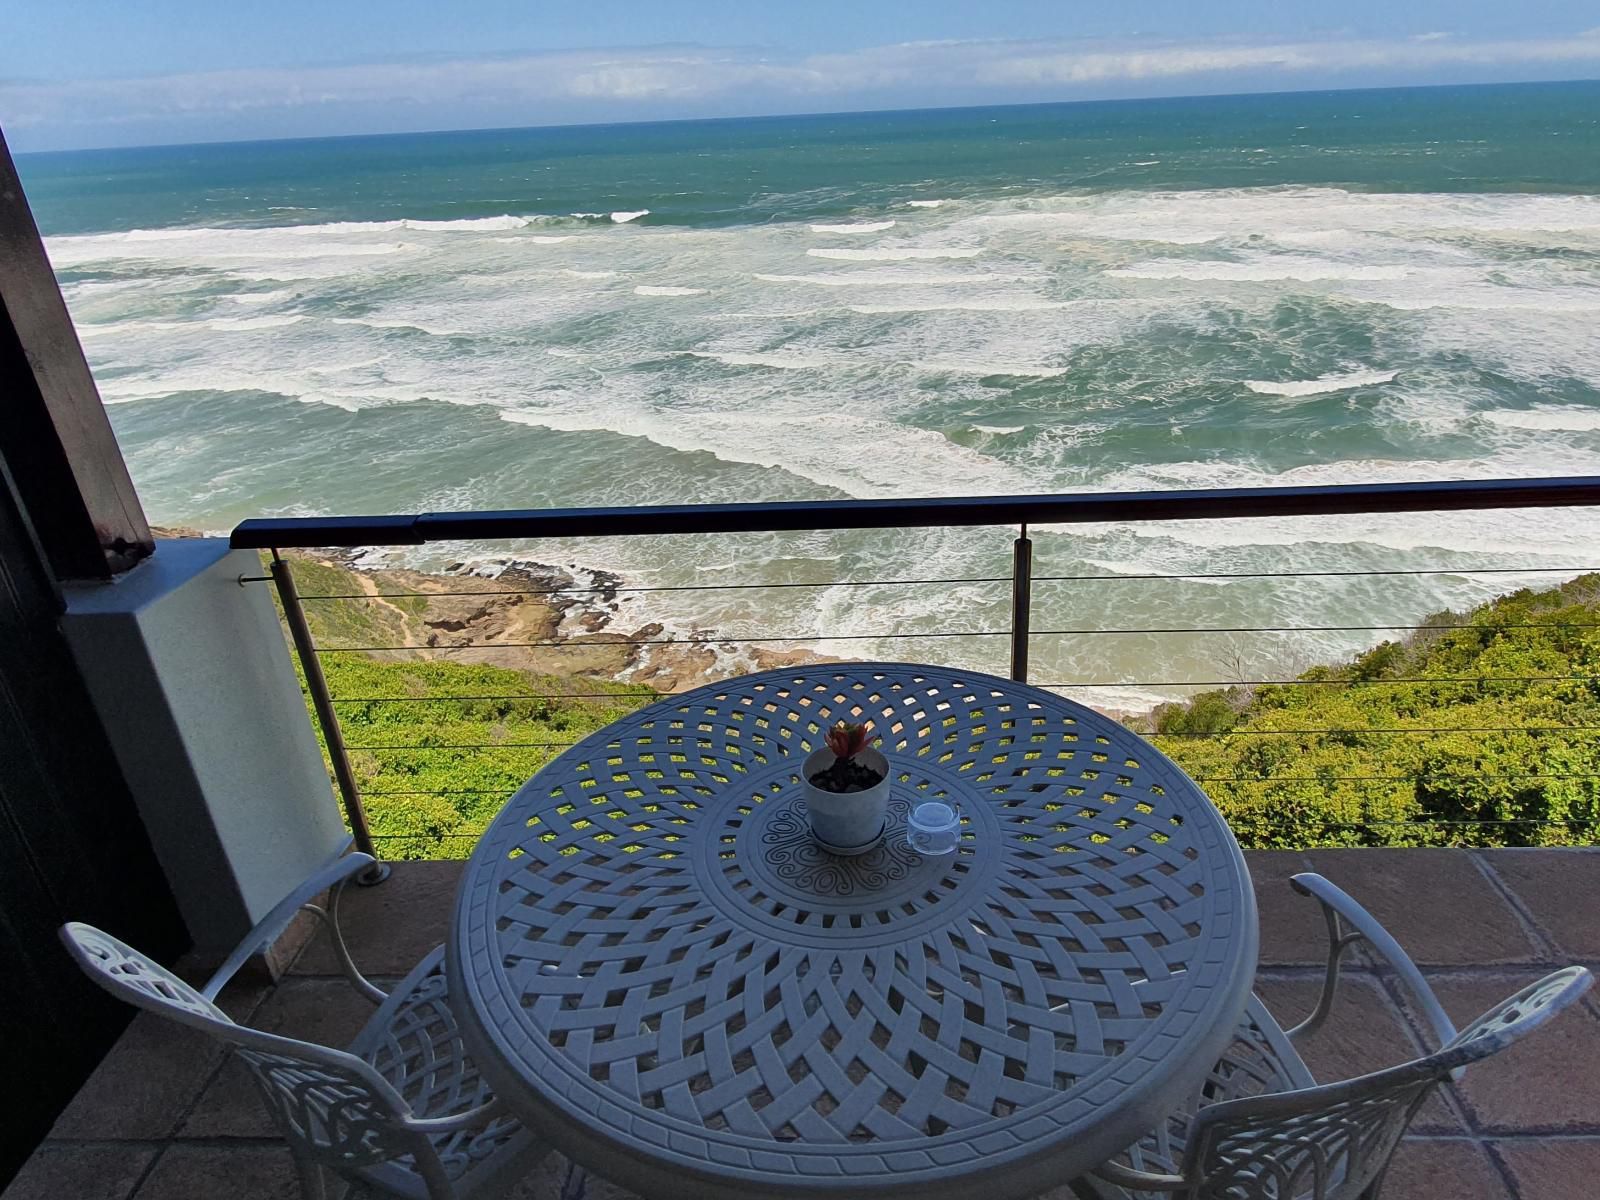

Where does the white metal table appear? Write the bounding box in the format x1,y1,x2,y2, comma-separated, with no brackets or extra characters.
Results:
449,664,1257,1200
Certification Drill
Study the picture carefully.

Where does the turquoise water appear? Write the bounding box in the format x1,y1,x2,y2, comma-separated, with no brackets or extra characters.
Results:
23,84,1600,235
19,81,1600,706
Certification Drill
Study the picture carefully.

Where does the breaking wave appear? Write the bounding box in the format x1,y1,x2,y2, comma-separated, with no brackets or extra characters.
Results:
49,181,1600,706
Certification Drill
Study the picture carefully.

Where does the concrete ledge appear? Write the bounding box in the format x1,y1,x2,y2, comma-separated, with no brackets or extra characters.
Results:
61,538,347,952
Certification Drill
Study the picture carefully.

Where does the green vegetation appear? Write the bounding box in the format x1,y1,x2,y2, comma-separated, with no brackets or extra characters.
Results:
315,655,656,859
281,552,1600,857
1146,575,1600,848
272,553,657,859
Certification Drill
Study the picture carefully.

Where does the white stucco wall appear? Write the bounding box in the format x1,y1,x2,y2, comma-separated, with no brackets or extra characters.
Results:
61,538,348,951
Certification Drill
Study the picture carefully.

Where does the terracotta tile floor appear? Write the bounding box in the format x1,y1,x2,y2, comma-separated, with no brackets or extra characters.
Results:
9,849,1598,1200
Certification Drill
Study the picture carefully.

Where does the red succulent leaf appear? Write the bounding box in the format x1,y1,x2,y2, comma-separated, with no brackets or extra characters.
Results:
826,719,873,760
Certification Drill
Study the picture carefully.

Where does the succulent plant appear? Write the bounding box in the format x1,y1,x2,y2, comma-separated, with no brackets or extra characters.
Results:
825,719,874,762
810,719,884,794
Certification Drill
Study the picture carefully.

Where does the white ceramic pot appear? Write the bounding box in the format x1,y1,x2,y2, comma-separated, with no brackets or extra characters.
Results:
800,746,891,854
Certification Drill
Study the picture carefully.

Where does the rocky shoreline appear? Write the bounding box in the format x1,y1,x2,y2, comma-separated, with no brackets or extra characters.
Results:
159,528,836,693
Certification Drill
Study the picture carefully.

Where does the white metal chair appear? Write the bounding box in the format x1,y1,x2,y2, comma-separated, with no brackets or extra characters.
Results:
1074,871,1593,1200
60,852,548,1200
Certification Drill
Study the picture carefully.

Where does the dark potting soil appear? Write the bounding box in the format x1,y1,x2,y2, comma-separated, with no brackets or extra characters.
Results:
809,759,886,793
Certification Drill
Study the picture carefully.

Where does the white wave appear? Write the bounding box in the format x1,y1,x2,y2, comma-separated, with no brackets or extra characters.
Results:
610,210,650,223
1337,281,1600,314
293,391,371,412
60,278,148,295
807,247,981,261
810,220,897,234
1481,407,1600,432
1245,369,1398,397
492,235,572,244
545,347,584,358
753,270,1026,287
561,269,618,279
634,285,705,297
226,291,294,305
850,298,1072,314
76,313,306,337
915,361,1065,378
400,215,531,231
48,232,416,266
905,200,947,208
330,316,466,337
496,403,1032,499
205,315,306,331
972,423,1026,433
1109,259,1411,282
686,350,830,370
977,188,1600,246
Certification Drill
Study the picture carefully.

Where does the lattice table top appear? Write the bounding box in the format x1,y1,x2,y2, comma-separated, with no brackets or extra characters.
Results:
451,664,1257,1200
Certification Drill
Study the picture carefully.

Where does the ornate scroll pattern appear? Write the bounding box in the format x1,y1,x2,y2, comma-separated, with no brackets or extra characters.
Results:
461,664,1254,1192
757,795,921,897
63,923,539,1196
236,1048,416,1169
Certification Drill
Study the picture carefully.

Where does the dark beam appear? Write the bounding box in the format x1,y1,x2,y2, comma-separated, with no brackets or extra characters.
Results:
231,476,1600,549
0,127,151,578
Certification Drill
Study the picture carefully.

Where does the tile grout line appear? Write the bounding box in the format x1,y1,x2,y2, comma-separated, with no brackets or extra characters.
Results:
1468,850,1600,1023
1467,850,1561,961
121,1140,169,1200
1363,961,1480,1140
1480,1139,1523,1197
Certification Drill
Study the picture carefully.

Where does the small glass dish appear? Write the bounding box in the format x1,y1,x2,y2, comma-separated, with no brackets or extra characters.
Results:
907,800,961,855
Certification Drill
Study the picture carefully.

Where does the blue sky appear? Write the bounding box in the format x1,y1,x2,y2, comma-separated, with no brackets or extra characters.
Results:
4,1,1599,150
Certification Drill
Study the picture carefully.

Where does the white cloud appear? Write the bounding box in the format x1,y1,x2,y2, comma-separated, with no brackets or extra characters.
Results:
5,32,1600,146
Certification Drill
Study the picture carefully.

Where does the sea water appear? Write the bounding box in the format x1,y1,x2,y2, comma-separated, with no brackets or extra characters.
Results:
18,81,1600,708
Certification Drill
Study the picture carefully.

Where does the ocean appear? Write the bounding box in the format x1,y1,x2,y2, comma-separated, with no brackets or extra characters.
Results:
19,80,1600,708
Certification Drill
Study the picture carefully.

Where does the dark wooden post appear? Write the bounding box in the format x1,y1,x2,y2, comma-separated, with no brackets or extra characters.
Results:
0,126,152,579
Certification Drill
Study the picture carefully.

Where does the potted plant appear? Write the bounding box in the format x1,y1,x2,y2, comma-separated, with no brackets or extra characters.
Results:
801,719,891,854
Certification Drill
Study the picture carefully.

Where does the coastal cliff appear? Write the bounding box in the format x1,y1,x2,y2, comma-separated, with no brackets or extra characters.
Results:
158,528,834,693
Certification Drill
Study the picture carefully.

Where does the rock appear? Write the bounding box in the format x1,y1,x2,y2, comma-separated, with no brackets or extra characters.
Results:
267,548,849,695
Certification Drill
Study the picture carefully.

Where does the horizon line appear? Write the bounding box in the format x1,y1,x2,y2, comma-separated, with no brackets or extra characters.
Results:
13,74,1600,158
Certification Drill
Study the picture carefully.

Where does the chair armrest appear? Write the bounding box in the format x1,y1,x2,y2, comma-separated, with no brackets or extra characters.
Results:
402,1096,509,1136
201,851,381,1002
1288,873,1457,1051
1090,1160,1191,1193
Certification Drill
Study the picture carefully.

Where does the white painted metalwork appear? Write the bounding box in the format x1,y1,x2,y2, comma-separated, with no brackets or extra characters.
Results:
61,853,547,1200
1080,872,1594,1200
451,664,1259,1200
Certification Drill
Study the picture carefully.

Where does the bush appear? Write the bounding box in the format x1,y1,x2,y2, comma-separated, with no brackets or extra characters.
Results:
1148,575,1600,848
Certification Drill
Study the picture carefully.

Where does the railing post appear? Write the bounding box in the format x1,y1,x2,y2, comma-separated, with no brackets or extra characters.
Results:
269,550,389,884
1010,523,1033,682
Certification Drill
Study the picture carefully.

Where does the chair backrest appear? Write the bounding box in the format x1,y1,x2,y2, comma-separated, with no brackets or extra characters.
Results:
1180,966,1592,1200
60,922,430,1173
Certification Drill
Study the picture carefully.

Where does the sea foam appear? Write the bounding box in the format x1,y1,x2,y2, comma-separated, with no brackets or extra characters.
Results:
807,247,982,261
809,220,897,233
1109,260,1411,282
1245,370,1399,397
1482,407,1600,432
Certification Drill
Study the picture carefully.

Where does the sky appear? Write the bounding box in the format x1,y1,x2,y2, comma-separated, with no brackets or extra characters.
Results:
3,1,1600,151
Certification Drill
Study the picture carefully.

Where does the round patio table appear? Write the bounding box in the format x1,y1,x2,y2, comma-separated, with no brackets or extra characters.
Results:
449,664,1257,1200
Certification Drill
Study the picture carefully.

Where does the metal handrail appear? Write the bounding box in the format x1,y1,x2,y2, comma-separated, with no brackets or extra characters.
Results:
239,476,1600,870
231,476,1600,548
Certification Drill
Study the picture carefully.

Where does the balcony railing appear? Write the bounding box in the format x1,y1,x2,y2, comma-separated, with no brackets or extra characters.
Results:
231,476,1600,865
